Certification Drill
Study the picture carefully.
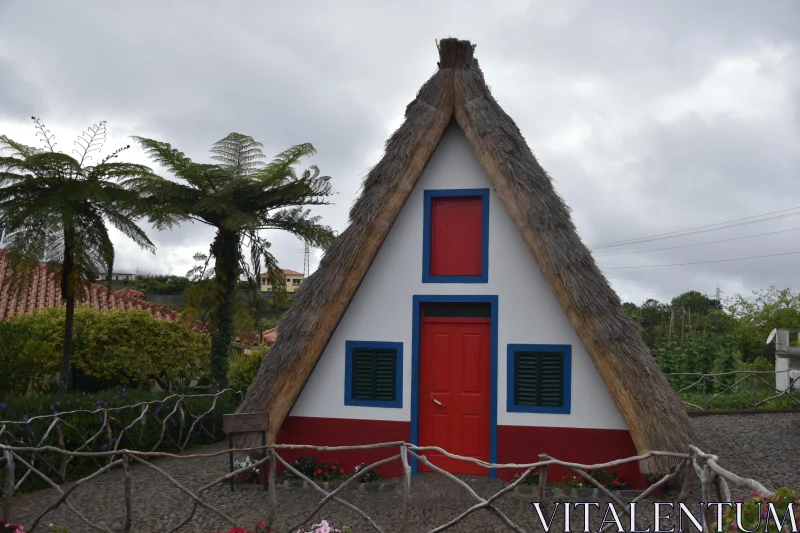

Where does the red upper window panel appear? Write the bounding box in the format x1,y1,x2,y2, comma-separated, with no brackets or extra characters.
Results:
430,196,483,277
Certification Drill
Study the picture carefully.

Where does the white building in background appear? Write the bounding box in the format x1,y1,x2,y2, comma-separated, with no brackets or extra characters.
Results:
768,329,800,391
97,272,137,282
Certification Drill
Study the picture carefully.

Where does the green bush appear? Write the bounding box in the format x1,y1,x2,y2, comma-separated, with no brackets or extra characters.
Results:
7,307,210,391
714,486,799,533
228,346,267,392
0,322,58,394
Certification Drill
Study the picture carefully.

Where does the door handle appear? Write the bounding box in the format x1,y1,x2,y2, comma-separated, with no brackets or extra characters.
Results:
424,390,446,408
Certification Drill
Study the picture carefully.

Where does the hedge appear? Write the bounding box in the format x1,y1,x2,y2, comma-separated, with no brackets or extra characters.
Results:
3,307,210,393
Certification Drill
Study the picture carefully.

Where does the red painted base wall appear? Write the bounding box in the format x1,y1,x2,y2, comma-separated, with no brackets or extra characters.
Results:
496,425,649,490
276,416,410,478
272,416,649,489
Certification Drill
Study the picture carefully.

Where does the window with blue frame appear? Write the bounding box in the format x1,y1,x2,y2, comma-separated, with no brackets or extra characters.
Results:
344,341,403,408
422,189,489,283
507,344,571,414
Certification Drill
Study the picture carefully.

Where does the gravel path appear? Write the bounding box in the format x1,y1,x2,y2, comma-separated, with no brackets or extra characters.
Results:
7,412,800,533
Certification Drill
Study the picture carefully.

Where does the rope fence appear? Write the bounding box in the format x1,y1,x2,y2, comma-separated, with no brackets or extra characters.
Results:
0,440,780,533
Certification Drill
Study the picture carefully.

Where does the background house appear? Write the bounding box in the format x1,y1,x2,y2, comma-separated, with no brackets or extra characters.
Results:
260,269,304,294
97,272,137,282
771,329,800,391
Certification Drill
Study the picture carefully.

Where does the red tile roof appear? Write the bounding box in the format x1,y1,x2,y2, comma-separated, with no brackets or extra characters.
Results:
0,250,183,322
259,269,303,278
0,250,264,347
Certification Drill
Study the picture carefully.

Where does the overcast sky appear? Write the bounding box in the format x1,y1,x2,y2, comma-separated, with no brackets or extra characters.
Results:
1,1,798,305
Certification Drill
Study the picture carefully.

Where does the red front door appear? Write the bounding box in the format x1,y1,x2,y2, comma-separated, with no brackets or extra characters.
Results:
419,317,491,475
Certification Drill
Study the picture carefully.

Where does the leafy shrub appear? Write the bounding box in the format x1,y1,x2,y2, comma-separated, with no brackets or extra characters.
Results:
228,346,267,392
283,455,318,480
9,307,210,389
714,486,799,533
353,462,382,483
0,322,57,394
509,468,629,490
312,460,347,482
233,456,261,484
511,468,541,486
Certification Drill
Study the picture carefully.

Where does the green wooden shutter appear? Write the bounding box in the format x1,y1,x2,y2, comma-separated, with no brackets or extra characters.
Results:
352,349,376,400
514,351,563,407
351,348,397,401
538,353,563,407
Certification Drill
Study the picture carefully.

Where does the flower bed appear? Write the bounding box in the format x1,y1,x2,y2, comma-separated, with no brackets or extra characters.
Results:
510,467,631,490
0,520,25,532
232,455,386,487
713,485,799,533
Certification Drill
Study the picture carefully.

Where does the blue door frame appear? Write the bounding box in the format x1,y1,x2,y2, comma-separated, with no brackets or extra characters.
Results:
409,294,499,478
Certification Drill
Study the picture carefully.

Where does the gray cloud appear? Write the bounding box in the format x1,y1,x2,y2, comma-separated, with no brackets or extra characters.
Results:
1,0,798,304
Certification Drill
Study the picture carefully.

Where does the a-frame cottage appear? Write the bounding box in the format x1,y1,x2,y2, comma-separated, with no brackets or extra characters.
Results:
238,38,694,487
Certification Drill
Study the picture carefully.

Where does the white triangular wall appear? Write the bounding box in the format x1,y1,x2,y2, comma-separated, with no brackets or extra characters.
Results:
289,122,627,431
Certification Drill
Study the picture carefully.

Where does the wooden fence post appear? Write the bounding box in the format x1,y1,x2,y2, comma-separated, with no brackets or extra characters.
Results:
702,378,707,410
267,448,276,530
3,448,14,522
400,445,411,532
538,454,548,504
123,452,132,533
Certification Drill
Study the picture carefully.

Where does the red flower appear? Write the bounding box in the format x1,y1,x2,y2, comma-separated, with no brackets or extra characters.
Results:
257,520,265,527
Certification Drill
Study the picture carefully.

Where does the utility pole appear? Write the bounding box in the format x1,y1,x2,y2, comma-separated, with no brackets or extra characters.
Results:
303,240,310,278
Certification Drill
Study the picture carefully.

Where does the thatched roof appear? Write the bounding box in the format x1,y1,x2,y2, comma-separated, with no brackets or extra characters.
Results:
238,38,695,477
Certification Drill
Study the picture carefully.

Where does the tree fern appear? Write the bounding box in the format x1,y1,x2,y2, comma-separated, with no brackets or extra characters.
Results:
0,117,158,392
133,132,336,386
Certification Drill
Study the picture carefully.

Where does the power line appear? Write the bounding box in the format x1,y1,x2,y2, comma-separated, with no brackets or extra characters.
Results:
594,227,800,258
589,206,800,249
604,249,800,270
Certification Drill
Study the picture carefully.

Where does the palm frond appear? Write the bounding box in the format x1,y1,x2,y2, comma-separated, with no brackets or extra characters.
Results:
258,143,317,187
86,162,155,182
103,209,156,253
72,121,107,166
24,152,83,175
131,136,203,185
258,206,335,248
0,135,42,159
210,133,266,175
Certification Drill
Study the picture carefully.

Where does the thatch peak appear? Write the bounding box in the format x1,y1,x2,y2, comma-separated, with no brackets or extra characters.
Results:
437,38,476,69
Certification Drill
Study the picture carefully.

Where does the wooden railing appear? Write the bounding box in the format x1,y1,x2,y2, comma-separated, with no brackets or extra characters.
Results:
0,440,778,533
0,389,241,491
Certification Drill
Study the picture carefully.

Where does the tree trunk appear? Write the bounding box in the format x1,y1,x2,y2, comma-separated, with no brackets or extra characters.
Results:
210,229,240,387
59,244,75,393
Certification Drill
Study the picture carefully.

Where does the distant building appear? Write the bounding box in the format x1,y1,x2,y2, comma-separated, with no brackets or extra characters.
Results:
97,272,137,282
771,329,800,392
260,269,304,294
